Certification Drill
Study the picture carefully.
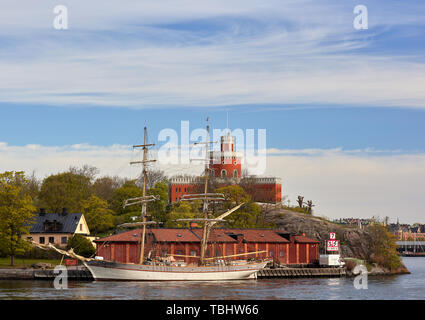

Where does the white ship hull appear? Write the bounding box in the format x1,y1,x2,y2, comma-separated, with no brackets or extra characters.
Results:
83,260,268,281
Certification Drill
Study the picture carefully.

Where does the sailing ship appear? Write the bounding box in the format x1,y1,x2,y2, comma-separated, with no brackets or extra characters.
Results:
83,120,270,281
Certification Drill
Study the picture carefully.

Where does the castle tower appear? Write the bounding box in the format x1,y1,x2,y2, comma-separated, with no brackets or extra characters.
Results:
209,132,242,179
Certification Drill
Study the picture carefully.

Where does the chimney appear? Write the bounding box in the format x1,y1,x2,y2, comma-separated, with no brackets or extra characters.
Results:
39,208,46,216
61,208,68,216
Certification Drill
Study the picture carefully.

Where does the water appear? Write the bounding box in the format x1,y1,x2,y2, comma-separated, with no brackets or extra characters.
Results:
0,257,424,300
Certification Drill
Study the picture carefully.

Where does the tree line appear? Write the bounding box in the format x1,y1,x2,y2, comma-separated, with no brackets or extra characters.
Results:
0,166,272,257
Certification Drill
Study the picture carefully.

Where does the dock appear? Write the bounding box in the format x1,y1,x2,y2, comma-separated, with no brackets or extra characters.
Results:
257,267,346,278
0,266,346,280
0,267,93,280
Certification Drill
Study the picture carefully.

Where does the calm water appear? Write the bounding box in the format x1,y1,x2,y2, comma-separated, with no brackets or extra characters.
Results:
0,257,424,300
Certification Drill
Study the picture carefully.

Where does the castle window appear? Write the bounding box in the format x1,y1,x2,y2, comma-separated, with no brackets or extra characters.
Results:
233,170,238,178
221,169,227,178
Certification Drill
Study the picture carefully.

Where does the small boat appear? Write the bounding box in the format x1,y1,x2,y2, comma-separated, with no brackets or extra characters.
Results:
83,119,269,281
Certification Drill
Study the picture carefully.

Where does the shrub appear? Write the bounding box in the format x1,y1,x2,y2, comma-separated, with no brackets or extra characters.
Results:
66,234,96,258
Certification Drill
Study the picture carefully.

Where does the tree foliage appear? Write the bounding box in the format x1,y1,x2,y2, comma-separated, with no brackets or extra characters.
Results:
367,225,402,270
0,171,36,265
147,181,169,223
66,234,96,258
81,195,115,235
164,201,198,228
109,180,142,215
38,170,93,213
93,176,126,202
214,185,261,228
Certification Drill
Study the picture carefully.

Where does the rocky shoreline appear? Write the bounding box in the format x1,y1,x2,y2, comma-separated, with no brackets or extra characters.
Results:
260,205,410,275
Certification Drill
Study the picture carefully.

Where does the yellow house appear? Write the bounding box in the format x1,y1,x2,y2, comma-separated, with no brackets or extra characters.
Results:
26,208,95,248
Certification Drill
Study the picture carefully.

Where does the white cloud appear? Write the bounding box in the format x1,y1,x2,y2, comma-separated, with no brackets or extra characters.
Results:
1,142,424,223
0,1,425,108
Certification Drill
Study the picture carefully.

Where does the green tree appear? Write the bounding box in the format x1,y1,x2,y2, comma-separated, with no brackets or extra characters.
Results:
368,225,402,270
165,201,197,228
81,195,115,235
38,170,93,213
215,185,260,228
0,171,36,266
216,185,251,206
147,181,169,223
66,234,96,258
93,176,126,202
109,181,143,225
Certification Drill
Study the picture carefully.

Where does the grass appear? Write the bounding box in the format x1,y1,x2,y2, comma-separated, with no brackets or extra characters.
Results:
0,257,62,269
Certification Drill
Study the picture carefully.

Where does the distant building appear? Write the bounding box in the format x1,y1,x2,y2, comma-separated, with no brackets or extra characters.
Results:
25,208,94,248
94,228,319,266
169,132,282,203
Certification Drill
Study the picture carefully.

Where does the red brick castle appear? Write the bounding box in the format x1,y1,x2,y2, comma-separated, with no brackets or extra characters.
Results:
169,131,282,203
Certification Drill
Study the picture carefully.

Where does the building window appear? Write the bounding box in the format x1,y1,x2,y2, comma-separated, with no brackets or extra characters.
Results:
39,237,45,244
61,237,67,244
233,170,238,178
80,224,83,231
176,250,183,255
269,250,274,257
280,250,285,257
162,250,168,257
221,169,227,178
190,250,197,257
49,237,54,243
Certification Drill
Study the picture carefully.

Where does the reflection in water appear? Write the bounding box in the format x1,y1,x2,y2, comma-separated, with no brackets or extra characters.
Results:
0,258,423,300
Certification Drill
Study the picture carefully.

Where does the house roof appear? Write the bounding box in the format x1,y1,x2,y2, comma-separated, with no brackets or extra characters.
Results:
293,235,320,243
94,229,143,243
29,212,83,234
94,228,238,243
94,228,319,244
220,228,291,243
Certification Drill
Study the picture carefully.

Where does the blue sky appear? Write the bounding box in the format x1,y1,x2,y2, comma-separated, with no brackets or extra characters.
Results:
1,104,425,153
1,0,425,223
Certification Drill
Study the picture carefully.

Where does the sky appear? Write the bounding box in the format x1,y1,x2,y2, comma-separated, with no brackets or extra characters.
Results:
0,0,425,223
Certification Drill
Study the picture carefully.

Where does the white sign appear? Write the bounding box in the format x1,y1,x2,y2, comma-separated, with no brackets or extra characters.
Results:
327,240,339,251
329,232,336,240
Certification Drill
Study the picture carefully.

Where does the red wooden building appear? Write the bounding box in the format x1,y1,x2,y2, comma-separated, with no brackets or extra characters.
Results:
94,228,319,266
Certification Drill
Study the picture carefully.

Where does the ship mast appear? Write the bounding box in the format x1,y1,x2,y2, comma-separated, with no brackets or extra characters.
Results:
122,122,158,264
199,119,212,265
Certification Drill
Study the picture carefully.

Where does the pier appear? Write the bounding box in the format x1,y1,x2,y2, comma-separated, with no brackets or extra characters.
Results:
0,267,93,281
0,266,347,280
396,241,425,256
257,267,346,278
